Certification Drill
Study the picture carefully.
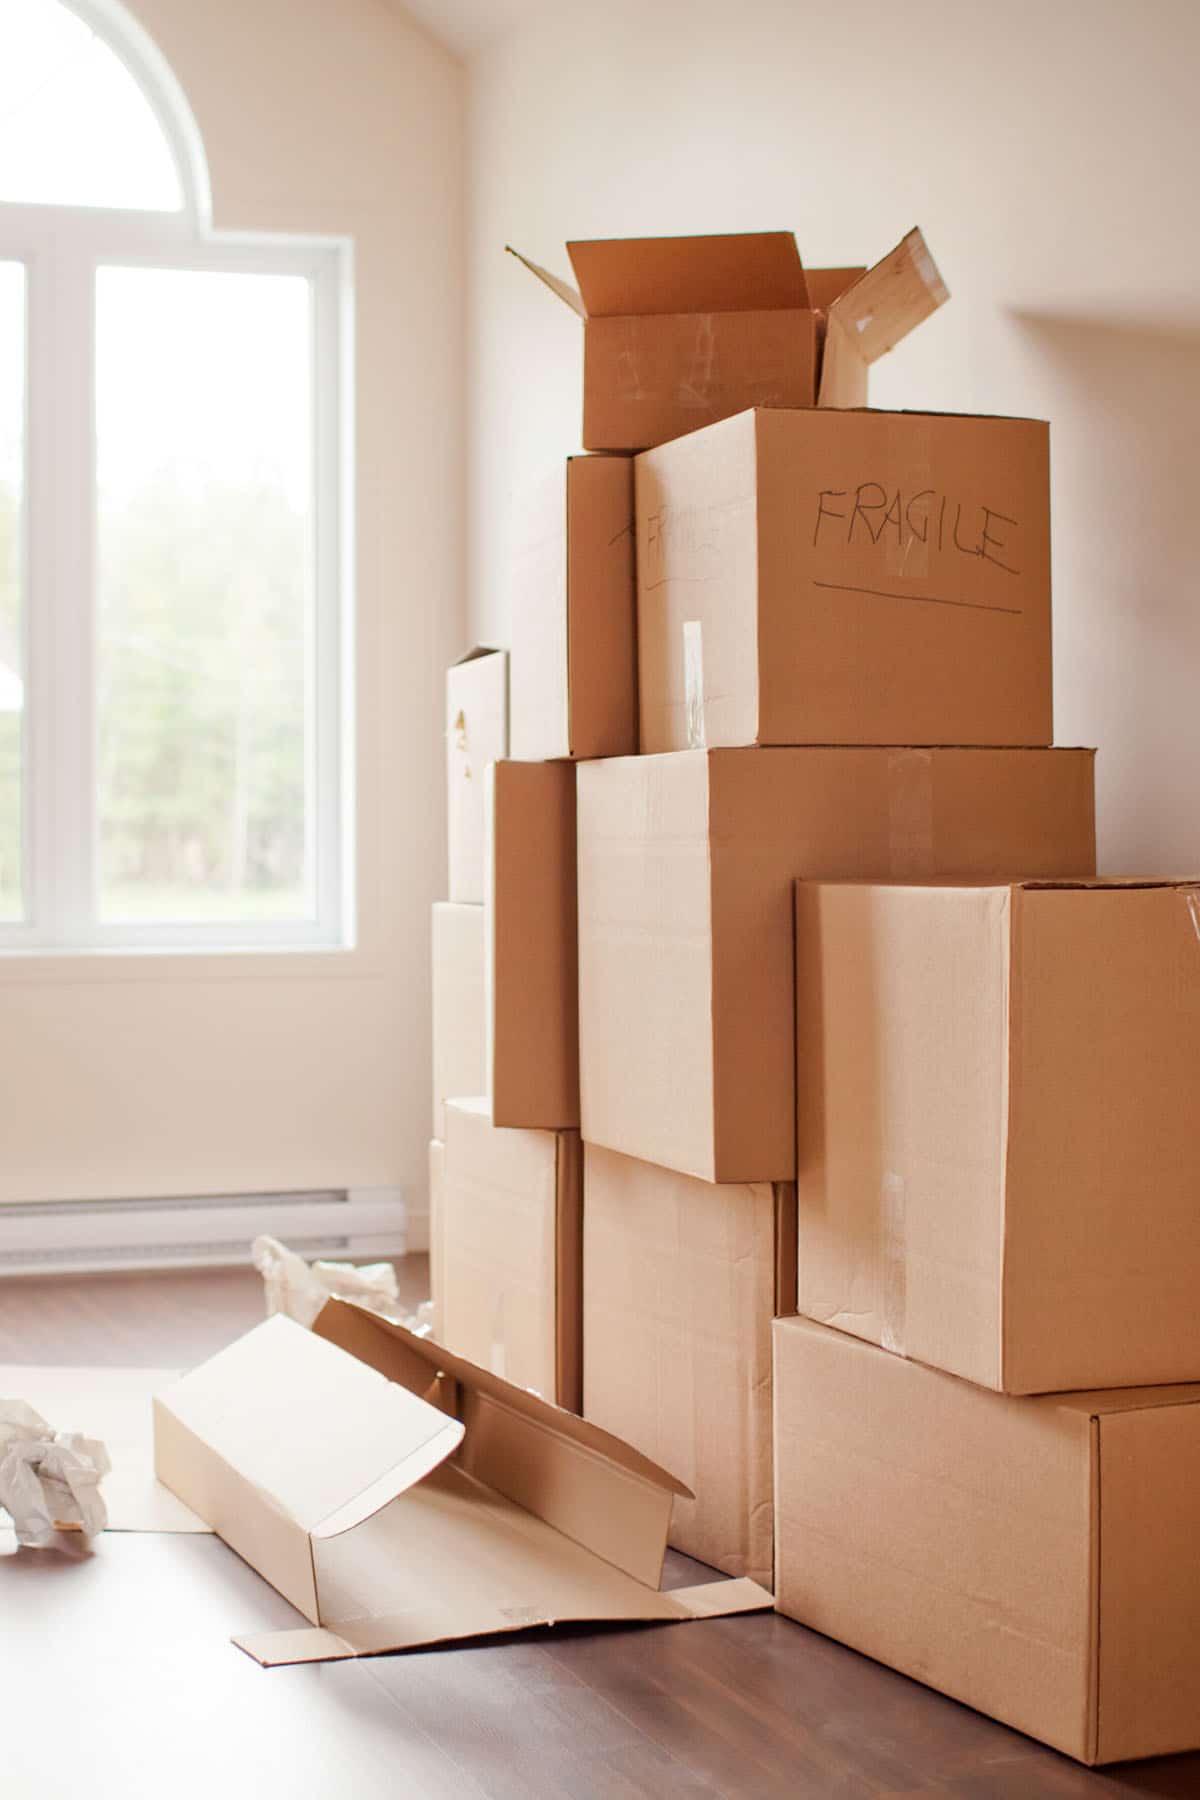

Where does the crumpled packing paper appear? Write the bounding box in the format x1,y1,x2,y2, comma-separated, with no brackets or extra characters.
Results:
252,1234,434,1337
0,1400,110,1547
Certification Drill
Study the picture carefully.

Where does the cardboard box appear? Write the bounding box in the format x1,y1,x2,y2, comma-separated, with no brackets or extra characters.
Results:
773,1315,1200,1765
430,902,484,1140
637,407,1052,753
428,1136,444,1332
440,1098,582,1411
795,877,1200,1392
509,227,947,451
578,746,1096,1184
583,1144,794,1589
485,759,579,1129
510,455,636,761
154,1302,772,1664
447,646,508,904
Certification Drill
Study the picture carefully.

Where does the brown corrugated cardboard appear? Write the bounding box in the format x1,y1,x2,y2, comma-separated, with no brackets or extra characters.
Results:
485,759,579,1129
154,1303,772,1665
637,407,1052,753
508,228,946,452
447,646,508,904
440,1098,582,1411
583,1144,794,1589
773,1314,1200,1765
430,902,484,1140
794,878,1200,1392
578,747,1096,1185
510,455,636,761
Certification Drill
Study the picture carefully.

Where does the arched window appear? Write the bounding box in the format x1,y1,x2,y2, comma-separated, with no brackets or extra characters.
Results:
0,0,349,949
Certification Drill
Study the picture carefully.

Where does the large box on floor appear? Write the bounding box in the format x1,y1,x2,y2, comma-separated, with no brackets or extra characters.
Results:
794,877,1200,1393
485,759,578,1129
578,746,1096,1184
510,228,946,451
430,903,484,1140
154,1304,770,1665
584,1144,795,1591
438,1098,582,1411
447,646,508,904
773,1314,1200,1766
637,407,1051,753
510,455,636,761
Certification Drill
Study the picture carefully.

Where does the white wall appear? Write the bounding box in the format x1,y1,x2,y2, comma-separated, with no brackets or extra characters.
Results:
0,0,464,1209
466,0,1200,872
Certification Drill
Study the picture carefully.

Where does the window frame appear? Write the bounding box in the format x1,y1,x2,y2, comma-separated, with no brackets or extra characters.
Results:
0,39,354,955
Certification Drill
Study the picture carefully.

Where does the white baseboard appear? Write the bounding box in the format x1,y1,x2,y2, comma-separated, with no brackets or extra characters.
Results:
0,1186,407,1278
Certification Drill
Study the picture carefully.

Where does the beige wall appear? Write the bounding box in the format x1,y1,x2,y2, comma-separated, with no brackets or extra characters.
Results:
0,0,464,1208
466,0,1200,872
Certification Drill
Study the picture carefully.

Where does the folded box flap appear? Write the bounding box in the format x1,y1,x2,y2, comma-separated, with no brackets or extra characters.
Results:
566,231,809,316
314,1297,693,1500
156,1313,464,1538
506,246,585,318
451,642,506,668
826,226,948,364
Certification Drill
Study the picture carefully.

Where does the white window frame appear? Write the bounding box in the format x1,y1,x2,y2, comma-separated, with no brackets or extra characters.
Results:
0,0,354,954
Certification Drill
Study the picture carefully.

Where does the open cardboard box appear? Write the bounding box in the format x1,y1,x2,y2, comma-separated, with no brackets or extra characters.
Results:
153,1299,771,1665
509,227,947,451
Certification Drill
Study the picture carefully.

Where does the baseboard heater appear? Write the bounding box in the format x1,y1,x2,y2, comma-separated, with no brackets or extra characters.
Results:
0,1187,406,1278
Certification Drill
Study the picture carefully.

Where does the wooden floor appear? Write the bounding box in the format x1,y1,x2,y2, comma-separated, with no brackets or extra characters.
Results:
0,1264,1197,1799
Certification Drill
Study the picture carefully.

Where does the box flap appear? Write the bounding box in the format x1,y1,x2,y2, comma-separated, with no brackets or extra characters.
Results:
154,1314,464,1539
506,246,585,317
825,227,948,365
803,267,867,311
451,642,506,668
566,232,809,316
314,1297,692,1500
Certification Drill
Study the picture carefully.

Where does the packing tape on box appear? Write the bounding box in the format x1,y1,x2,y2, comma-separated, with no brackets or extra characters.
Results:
1184,887,1200,942
886,748,934,877
884,415,932,583
683,620,707,750
880,1171,907,1356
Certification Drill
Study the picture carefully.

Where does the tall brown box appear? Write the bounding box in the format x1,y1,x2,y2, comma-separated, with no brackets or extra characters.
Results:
584,1144,794,1590
794,877,1200,1393
509,228,946,452
485,759,578,1129
510,455,636,761
637,407,1052,753
437,1099,582,1411
446,646,508,904
577,746,1096,1184
774,1314,1200,1765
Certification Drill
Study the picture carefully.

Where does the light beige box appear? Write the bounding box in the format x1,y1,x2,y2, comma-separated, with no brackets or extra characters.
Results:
428,1136,444,1332
510,455,636,761
510,227,946,452
153,1305,771,1667
637,407,1052,753
577,746,1096,1185
774,1314,1200,1765
447,646,507,904
584,1144,794,1590
440,1098,582,1411
485,759,578,1130
795,877,1200,1392
430,902,484,1140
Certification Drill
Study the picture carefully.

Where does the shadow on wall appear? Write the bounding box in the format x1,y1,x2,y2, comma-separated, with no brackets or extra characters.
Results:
1007,311,1200,875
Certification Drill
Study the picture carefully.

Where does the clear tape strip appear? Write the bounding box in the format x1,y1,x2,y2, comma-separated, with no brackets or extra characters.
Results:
880,1171,907,1357
887,748,934,878
683,619,706,750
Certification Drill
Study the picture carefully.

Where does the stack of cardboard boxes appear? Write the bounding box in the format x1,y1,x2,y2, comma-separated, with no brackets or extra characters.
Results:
430,225,1200,1765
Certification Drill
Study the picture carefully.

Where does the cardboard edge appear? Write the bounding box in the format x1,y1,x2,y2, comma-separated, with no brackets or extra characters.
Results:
506,245,586,318
1087,1414,1102,1765
773,1182,799,1318
555,1131,584,1413
311,1411,465,1538
666,1577,775,1618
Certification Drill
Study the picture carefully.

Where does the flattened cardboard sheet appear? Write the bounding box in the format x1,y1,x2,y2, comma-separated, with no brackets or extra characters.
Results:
154,1303,771,1664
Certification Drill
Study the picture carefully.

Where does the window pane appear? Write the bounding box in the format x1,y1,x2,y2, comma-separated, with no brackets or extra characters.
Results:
0,263,24,923
0,0,182,211
95,267,314,924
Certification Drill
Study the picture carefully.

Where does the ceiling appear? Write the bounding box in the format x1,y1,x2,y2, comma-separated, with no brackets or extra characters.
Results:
385,0,547,56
